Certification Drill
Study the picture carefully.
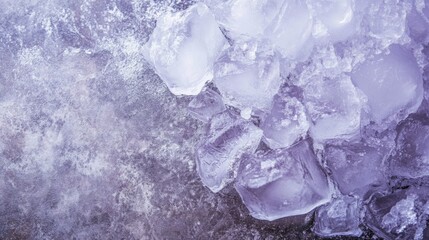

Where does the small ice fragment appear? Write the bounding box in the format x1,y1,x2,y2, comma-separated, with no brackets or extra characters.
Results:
389,114,429,179
235,141,331,221
143,3,227,95
303,75,362,142
196,111,263,193
351,44,424,124
188,88,226,122
261,93,309,149
313,196,363,237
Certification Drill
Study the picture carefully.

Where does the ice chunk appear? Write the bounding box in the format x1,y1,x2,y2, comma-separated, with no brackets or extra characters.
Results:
364,187,429,240
143,3,227,95
235,141,331,221
214,45,281,111
324,141,387,197
351,44,424,124
313,196,362,237
205,0,283,39
188,87,226,123
207,0,313,59
308,0,357,42
365,0,410,44
267,0,313,59
196,111,263,193
261,91,309,149
389,114,429,179
303,75,362,142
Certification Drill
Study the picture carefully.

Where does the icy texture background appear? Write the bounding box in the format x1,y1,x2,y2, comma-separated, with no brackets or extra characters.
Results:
1,0,429,239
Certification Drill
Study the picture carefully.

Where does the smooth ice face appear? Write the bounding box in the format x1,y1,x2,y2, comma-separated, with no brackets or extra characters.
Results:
303,75,362,142
313,196,362,237
324,142,386,197
266,0,313,59
389,114,429,179
188,88,226,123
235,141,331,221
308,0,357,42
365,188,429,240
214,46,281,111
196,111,263,193
206,0,283,39
261,93,309,149
143,3,227,95
351,44,423,124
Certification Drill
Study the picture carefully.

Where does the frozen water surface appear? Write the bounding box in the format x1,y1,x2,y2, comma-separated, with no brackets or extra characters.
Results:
2,0,429,239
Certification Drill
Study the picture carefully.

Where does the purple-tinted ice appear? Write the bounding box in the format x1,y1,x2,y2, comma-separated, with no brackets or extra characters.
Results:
324,141,387,197
143,3,227,95
351,44,424,124
313,195,362,237
188,87,226,123
196,111,263,193
389,114,429,179
235,141,331,220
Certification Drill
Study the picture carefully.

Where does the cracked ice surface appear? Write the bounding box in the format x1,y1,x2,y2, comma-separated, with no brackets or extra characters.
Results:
2,0,429,239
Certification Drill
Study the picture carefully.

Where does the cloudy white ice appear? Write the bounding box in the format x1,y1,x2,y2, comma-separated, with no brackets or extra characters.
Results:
2,0,429,239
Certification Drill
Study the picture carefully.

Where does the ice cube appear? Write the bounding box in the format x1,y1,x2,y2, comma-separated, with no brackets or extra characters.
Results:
205,0,283,39
196,111,263,193
188,87,226,123
365,0,410,44
266,0,313,59
313,195,363,237
303,74,362,142
389,114,429,179
235,141,331,221
207,0,313,59
351,44,424,124
261,92,310,149
143,3,227,95
324,141,387,197
214,45,281,111
308,0,357,42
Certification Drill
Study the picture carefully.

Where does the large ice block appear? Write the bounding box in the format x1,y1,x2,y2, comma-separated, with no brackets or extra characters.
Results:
196,111,263,193
143,3,227,95
235,141,331,221
351,44,423,124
